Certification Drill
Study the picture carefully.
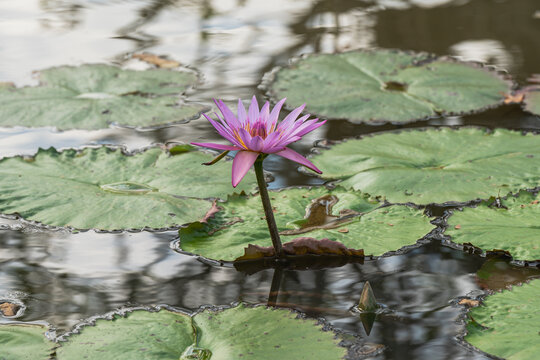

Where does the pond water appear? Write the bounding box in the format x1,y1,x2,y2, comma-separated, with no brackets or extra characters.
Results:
1,0,540,359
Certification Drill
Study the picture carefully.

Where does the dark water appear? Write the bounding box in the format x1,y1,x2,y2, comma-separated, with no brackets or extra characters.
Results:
1,0,540,359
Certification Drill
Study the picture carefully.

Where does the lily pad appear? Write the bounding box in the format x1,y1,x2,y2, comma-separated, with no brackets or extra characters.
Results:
0,146,256,230
446,191,540,262
465,279,540,360
0,323,53,360
263,49,511,124
312,128,540,204
56,305,346,360
0,64,206,130
179,187,434,262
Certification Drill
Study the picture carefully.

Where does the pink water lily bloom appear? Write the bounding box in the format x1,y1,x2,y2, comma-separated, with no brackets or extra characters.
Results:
192,96,326,187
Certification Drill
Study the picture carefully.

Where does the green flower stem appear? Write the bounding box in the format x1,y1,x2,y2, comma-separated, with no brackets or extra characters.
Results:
254,155,284,257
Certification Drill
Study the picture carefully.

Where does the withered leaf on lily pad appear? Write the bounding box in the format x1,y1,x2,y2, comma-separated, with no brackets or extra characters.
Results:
236,237,364,261
179,187,434,262
0,64,205,130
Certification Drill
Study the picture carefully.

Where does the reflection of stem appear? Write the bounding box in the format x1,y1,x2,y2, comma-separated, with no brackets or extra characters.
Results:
267,268,283,306
254,156,283,257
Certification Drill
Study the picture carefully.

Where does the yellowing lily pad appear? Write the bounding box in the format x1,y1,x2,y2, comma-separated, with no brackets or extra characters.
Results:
0,146,256,231
312,128,540,204
179,187,434,262
0,64,206,130
264,49,511,124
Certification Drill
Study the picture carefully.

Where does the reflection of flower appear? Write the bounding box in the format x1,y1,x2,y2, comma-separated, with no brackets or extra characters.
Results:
192,96,326,187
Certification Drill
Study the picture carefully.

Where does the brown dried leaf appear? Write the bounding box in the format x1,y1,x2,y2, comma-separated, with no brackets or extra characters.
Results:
503,92,525,104
132,53,180,68
235,237,364,261
0,302,20,317
458,298,479,307
279,194,359,236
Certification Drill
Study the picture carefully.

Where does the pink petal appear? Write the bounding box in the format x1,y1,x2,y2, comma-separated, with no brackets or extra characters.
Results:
237,128,253,149
191,142,241,151
268,98,286,132
216,100,240,128
203,114,242,147
275,147,322,174
277,103,306,131
248,96,259,125
237,99,247,125
232,150,259,187
249,136,264,152
261,131,283,152
260,101,270,123
269,98,286,122
291,119,325,137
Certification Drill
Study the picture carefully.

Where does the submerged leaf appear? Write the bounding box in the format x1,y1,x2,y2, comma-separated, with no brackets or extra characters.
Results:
0,64,205,130
179,187,434,262
465,279,540,360
313,128,540,204
446,191,540,262
357,281,378,313
475,257,540,290
264,49,511,124
0,147,256,230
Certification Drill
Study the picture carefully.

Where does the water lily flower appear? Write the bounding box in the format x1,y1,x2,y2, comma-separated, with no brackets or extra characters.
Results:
192,96,326,187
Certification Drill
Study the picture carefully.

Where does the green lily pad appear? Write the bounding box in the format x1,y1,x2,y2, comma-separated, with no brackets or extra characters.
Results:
0,146,256,230
0,323,53,360
179,187,434,262
264,49,511,124
57,309,195,359
312,128,540,204
465,279,540,360
56,305,346,360
446,191,540,262
0,64,206,130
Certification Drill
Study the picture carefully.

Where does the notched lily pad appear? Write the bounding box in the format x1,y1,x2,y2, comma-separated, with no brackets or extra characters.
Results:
464,279,540,360
313,128,540,204
0,64,206,130
179,187,434,262
446,190,540,262
53,304,348,360
262,49,511,124
0,146,256,231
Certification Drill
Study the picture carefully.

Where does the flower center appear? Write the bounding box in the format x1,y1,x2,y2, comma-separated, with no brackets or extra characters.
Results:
247,120,268,139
